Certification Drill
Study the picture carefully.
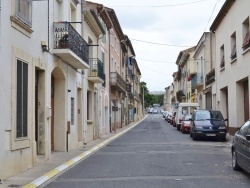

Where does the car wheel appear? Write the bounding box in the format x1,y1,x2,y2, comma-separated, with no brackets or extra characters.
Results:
232,149,240,171
221,136,226,142
190,131,192,137
192,133,197,140
177,126,180,131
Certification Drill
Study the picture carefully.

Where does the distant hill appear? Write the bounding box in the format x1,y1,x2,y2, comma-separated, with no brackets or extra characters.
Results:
149,91,165,95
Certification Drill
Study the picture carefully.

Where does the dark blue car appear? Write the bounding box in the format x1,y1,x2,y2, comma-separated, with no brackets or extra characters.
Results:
190,109,228,141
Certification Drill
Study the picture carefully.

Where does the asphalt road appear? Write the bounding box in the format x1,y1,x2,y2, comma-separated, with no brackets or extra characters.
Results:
44,114,250,188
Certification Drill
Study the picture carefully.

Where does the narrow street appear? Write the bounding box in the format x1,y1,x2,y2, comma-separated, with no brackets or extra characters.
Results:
44,114,250,188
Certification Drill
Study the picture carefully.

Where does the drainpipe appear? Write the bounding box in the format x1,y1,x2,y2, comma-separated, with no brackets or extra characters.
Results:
81,0,87,144
109,30,112,133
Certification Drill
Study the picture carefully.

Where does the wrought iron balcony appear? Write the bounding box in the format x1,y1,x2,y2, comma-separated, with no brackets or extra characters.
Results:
134,91,139,99
88,58,105,83
205,69,215,86
53,22,89,69
176,89,186,101
110,72,127,93
191,73,204,89
126,83,131,93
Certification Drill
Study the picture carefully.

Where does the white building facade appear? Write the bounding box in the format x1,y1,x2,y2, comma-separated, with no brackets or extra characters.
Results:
0,0,100,179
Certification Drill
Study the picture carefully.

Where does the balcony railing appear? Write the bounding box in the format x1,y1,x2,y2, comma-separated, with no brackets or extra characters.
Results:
53,22,89,69
110,72,127,93
230,44,237,60
176,89,186,102
205,69,215,86
242,32,250,51
134,91,139,99
191,73,204,89
88,58,105,83
220,56,225,69
126,83,131,93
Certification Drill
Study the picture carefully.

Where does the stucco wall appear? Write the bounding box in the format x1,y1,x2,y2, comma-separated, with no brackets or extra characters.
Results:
215,0,250,130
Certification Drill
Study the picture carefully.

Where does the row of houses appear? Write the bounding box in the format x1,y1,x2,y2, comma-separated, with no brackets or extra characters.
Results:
164,0,250,135
0,0,143,179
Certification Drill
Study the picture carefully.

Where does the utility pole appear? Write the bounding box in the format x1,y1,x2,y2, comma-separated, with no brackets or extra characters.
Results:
143,86,145,116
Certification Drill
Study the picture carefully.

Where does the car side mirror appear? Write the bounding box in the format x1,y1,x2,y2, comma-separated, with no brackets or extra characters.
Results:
224,118,228,121
189,118,193,121
246,135,250,140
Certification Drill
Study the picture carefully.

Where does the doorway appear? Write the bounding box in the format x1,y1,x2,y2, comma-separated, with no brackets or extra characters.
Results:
51,67,66,152
244,80,249,121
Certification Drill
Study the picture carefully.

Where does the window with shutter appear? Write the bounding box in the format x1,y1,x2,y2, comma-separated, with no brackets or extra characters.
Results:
16,59,28,138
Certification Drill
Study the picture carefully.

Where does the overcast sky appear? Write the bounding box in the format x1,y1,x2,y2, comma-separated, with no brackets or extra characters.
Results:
93,0,226,92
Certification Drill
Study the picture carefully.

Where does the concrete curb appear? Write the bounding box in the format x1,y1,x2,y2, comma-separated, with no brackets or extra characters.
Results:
22,116,148,188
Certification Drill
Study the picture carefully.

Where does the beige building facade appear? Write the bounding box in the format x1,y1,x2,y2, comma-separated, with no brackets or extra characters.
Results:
210,0,250,135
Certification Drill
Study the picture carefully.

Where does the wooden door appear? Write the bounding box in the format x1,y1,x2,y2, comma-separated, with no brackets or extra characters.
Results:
51,76,55,151
35,71,38,153
244,80,249,121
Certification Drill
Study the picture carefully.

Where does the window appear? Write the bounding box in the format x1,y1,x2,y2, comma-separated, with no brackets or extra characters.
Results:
102,22,106,43
114,37,117,51
71,98,74,125
16,59,28,138
87,91,92,120
239,121,250,137
220,45,225,69
242,17,250,51
231,32,236,60
17,0,32,26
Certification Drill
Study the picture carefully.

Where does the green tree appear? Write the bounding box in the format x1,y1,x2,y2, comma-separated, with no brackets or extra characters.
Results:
140,81,149,94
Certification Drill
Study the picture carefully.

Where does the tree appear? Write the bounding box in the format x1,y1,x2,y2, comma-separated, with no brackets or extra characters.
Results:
140,81,149,94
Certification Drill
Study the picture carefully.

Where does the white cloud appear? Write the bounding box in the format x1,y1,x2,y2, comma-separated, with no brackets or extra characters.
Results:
94,0,226,91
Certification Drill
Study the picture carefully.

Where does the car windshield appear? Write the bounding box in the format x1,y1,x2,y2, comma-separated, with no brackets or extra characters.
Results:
195,111,224,120
184,115,192,120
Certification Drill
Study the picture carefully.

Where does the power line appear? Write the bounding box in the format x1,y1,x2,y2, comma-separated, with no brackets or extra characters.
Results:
137,58,210,63
137,58,176,63
203,0,219,32
109,0,208,8
142,79,172,84
140,65,174,76
130,38,193,47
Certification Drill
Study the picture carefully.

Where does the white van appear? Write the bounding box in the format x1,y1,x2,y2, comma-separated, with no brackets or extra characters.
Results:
176,103,199,131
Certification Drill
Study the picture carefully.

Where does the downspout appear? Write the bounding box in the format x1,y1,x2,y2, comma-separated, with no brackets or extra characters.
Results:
48,0,49,52
81,0,87,144
211,31,217,110
97,34,103,137
109,30,112,133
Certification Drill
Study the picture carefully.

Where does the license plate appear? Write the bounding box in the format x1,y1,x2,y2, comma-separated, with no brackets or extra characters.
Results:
206,134,216,136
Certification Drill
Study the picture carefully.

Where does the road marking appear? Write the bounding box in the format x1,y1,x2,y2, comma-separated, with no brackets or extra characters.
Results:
22,115,148,188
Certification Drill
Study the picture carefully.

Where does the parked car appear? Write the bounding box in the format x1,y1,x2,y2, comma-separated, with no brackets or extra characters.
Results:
176,103,199,130
149,108,153,114
190,109,227,141
153,109,158,114
164,112,169,121
165,112,172,123
180,115,192,133
172,111,177,127
231,120,250,174
162,111,168,118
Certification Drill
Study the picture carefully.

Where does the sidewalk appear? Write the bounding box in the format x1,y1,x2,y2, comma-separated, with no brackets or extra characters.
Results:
1,116,147,188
